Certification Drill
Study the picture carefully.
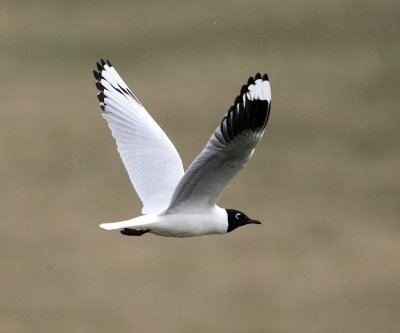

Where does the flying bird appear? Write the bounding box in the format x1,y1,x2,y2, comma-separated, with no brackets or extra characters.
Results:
93,59,271,237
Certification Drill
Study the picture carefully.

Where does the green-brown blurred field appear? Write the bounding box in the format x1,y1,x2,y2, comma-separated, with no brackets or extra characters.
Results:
1,1,399,332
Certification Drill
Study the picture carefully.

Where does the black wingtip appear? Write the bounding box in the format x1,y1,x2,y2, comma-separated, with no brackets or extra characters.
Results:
93,70,101,81
95,81,104,91
255,73,261,80
97,91,105,102
106,59,112,67
96,62,103,72
234,95,242,105
247,76,255,86
262,73,269,81
101,58,106,66
240,84,249,95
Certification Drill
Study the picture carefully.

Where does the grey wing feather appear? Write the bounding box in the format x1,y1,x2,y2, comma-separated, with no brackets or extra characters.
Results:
167,73,271,212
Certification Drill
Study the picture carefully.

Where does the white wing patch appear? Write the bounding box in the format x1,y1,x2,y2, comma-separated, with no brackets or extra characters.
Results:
94,59,184,214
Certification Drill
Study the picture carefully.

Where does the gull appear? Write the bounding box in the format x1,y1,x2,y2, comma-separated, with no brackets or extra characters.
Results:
93,59,271,238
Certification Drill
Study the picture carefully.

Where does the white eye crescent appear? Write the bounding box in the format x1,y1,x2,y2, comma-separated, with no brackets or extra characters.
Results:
235,213,241,219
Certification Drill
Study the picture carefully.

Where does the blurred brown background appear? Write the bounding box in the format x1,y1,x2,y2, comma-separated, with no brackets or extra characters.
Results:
1,0,399,332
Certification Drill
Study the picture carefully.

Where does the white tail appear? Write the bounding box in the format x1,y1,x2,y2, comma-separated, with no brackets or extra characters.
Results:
99,221,135,230
99,215,155,230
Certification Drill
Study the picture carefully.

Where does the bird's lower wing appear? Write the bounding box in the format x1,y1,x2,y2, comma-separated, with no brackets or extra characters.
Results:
167,73,271,212
94,60,184,214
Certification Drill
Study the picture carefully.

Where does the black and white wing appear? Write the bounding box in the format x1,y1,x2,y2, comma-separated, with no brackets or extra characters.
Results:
167,73,271,212
94,59,184,214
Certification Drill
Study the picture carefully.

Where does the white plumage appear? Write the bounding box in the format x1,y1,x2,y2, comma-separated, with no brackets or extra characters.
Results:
96,62,183,214
94,59,271,237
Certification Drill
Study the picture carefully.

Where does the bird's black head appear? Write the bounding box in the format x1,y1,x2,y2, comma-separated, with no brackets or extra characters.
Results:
226,209,262,233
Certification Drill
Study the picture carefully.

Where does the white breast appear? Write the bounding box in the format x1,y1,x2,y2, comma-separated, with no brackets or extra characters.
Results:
150,206,228,237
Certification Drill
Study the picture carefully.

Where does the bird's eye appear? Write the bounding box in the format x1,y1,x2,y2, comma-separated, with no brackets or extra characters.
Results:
235,213,241,219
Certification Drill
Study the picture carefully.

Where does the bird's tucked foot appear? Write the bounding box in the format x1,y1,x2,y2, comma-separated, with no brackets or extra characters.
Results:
120,228,150,236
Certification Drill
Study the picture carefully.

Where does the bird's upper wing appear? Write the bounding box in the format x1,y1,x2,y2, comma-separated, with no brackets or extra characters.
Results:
167,73,271,213
94,59,184,214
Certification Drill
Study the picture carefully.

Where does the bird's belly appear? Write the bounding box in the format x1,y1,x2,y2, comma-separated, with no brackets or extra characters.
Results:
149,214,228,238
